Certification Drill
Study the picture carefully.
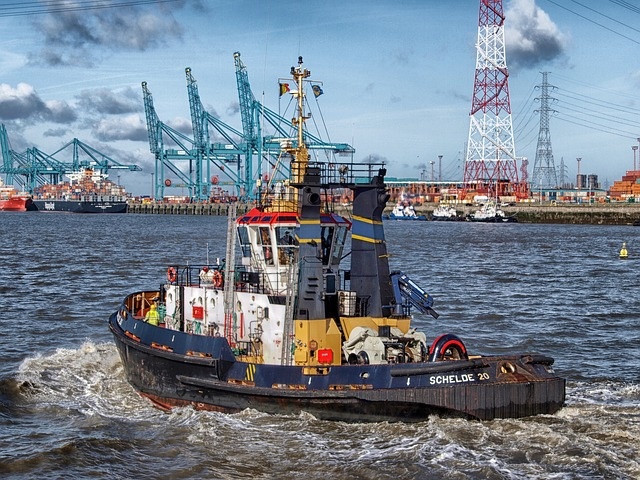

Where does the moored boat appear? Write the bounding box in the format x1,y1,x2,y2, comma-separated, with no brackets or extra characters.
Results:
32,169,128,213
32,197,127,213
109,57,564,422
383,202,427,221
467,201,517,223
0,178,35,212
431,204,461,221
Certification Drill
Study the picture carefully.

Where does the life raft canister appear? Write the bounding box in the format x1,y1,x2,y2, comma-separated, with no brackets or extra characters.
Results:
428,333,468,362
167,267,177,283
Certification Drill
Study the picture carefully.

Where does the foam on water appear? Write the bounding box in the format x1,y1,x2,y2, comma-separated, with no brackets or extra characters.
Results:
5,343,638,479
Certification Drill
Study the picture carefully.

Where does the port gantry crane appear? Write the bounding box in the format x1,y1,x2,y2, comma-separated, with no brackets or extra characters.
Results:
143,52,356,202
142,81,200,200
0,124,66,191
51,137,141,177
144,70,248,201
186,66,248,200
0,124,140,193
232,52,356,194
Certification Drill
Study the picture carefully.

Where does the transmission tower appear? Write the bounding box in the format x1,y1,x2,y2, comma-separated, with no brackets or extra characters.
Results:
531,72,558,188
558,157,569,187
464,0,519,197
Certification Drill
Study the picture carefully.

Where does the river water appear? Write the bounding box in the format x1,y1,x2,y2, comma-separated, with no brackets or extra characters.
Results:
0,212,638,479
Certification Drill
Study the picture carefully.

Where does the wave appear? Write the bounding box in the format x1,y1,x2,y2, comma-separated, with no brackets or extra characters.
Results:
1,343,637,479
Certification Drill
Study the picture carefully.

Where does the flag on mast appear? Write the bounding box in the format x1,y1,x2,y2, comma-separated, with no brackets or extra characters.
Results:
279,83,290,96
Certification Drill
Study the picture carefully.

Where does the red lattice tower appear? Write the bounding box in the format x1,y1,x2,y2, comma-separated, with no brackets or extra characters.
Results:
464,0,519,196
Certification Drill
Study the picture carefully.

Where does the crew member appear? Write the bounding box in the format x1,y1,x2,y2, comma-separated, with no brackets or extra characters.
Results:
145,303,160,326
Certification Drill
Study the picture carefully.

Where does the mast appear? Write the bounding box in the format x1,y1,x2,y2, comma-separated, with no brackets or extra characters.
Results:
287,56,311,186
281,56,325,363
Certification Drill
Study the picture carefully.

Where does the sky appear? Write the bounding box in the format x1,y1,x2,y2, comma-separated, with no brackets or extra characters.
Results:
1,0,640,196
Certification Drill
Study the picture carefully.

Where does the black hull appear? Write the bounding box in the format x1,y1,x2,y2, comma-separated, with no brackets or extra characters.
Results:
33,199,127,213
25,198,37,211
109,312,565,422
467,216,518,223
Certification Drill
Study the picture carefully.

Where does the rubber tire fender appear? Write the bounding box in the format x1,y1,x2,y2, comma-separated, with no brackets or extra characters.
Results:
428,333,468,362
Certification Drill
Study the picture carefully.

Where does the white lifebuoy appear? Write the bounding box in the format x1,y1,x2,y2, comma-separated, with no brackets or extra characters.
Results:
212,270,223,288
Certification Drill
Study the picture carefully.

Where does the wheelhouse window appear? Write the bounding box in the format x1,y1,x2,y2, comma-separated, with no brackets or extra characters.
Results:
276,226,297,265
258,226,274,265
237,225,252,258
331,225,348,266
321,226,334,265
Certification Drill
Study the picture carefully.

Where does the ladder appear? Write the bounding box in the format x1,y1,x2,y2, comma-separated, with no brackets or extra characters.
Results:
223,203,237,343
281,252,300,365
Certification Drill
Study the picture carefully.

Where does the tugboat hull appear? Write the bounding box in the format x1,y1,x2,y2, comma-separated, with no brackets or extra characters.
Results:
110,312,565,422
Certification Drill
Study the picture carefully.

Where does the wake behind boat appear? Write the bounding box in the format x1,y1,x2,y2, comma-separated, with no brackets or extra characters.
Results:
109,57,564,422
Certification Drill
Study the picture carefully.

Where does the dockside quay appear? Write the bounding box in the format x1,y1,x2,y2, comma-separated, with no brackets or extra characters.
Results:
126,201,640,226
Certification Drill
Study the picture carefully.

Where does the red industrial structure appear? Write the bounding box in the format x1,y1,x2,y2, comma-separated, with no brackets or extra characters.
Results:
463,0,528,200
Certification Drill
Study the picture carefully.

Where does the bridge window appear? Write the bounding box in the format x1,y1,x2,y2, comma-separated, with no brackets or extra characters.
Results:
259,227,274,265
237,226,252,258
321,226,334,265
276,226,297,265
331,226,348,266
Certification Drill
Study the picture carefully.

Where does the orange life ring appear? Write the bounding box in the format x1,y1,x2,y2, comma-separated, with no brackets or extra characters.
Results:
167,267,177,283
212,270,223,288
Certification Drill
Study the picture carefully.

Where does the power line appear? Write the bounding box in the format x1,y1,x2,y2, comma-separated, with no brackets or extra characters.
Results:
608,0,640,16
556,90,640,116
555,114,638,139
514,71,640,169
557,102,638,130
568,0,640,35
543,0,640,45
0,0,181,17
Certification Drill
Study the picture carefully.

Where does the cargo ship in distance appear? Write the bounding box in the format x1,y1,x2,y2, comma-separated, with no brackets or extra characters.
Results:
0,178,36,211
32,169,129,213
109,56,565,422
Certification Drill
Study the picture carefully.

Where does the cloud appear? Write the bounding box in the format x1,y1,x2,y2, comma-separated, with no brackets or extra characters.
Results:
43,128,69,138
76,87,141,115
226,102,240,116
44,99,78,123
0,83,76,123
358,153,388,164
392,49,412,66
166,117,193,136
93,114,148,142
0,83,46,120
30,1,204,67
505,0,568,70
31,48,93,68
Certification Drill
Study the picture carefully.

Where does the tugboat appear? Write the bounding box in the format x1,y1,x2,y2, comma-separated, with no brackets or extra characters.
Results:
109,57,564,422
383,200,427,221
466,200,517,223
431,204,461,221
